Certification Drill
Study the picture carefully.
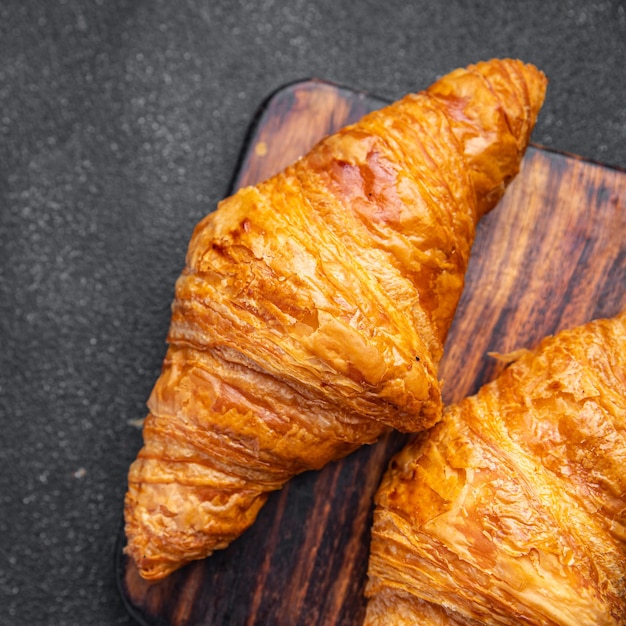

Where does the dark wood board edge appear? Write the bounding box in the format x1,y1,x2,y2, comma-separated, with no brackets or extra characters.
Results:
116,78,626,626
229,78,625,193
227,78,381,192
439,145,626,405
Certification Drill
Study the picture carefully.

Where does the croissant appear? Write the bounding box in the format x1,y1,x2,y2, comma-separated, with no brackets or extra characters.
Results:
365,311,626,625
124,59,547,580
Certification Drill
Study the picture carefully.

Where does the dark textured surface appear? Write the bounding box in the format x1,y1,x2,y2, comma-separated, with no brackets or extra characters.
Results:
0,2,624,625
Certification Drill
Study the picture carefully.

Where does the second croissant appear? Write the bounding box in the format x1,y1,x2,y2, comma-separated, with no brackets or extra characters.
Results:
366,311,626,625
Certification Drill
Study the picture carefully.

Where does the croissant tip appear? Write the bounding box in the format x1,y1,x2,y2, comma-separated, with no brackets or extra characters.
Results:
477,57,549,125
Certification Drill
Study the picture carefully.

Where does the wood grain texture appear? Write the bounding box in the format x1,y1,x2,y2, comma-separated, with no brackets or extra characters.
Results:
117,79,626,626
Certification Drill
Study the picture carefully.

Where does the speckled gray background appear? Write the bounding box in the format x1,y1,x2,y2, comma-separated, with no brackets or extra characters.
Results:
0,1,624,625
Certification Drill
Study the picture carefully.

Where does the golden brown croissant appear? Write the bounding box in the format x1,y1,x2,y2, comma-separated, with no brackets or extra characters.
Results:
124,59,547,580
365,311,626,625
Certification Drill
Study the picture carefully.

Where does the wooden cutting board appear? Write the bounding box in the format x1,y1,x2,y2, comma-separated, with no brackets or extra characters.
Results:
116,79,626,626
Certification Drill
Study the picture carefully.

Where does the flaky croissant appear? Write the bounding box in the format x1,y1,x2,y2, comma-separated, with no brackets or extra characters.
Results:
365,311,626,625
124,59,547,580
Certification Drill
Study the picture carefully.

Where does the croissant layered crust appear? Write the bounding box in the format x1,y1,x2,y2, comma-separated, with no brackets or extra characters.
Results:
365,311,626,625
124,59,547,580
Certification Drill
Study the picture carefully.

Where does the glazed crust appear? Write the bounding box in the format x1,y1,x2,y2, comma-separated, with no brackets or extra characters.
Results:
365,311,626,625
124,59,547,580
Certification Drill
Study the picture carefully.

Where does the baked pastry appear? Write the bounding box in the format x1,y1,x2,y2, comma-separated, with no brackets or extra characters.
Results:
124,59,547,580
365,311,626,625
